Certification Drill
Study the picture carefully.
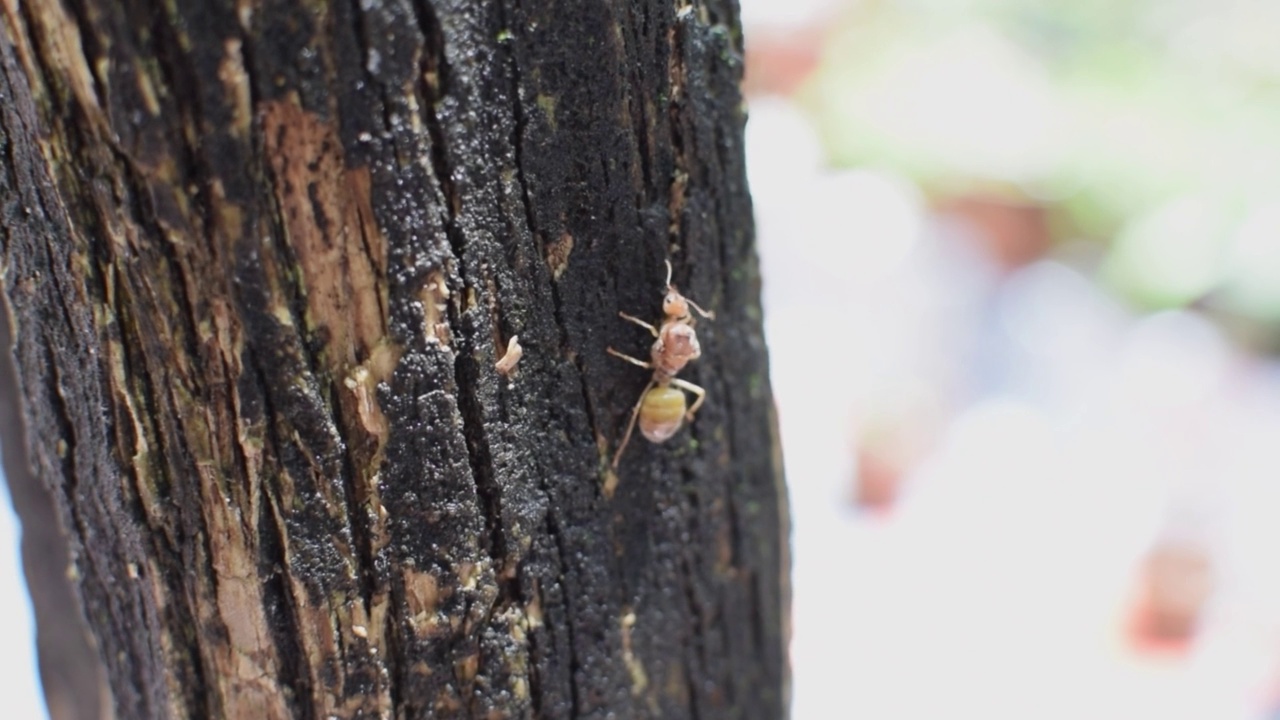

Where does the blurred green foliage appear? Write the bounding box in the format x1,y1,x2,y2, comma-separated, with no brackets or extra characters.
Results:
802,0,1280,318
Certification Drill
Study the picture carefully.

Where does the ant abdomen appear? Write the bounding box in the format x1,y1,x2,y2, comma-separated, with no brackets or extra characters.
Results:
639,386,687,442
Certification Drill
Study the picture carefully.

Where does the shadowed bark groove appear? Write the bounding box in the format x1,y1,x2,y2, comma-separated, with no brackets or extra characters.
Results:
0,0,788,718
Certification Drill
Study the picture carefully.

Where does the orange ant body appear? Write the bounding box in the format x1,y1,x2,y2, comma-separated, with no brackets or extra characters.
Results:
607,261,714,467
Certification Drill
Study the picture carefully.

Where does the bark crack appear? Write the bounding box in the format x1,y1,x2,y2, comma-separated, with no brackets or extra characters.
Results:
545,513,583,718
619,6,656,203
495,0,605,465
492,2,593,715
678,463,709,720
405,0,511,587
256,443,314,720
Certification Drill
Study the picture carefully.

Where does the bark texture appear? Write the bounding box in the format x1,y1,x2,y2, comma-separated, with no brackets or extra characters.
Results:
0,279,107,720
0,0,787,718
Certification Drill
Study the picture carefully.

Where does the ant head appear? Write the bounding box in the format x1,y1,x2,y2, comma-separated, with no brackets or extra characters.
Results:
662,289,688,319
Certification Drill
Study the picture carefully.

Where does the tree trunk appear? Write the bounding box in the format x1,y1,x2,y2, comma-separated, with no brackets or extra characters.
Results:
0,273,108,720
0,0,788,718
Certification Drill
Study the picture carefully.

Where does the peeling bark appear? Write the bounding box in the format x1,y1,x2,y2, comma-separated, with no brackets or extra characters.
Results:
0,0,788,718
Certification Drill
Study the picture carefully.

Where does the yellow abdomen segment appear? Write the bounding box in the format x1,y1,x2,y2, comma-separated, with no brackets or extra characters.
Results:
639,386,686,442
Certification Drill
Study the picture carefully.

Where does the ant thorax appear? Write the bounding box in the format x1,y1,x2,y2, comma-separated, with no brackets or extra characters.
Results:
652,322,701,377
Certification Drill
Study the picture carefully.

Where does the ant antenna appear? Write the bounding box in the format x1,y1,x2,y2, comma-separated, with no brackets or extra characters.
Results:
686,298,715,320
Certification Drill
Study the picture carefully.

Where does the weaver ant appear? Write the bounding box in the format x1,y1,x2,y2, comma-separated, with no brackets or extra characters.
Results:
607,260,714,467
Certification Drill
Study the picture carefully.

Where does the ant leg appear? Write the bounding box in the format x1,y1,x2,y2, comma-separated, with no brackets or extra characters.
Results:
686,298,715,321
613,378,657,468
607,347,653,369
670,377,706,421
618,312,659,337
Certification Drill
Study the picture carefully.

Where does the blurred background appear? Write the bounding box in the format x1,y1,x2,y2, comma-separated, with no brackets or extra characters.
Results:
0,445,50,718
739,0,1280,718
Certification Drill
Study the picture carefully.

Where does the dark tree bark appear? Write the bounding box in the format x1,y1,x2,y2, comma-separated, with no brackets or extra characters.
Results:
0,278,108,720
0,0,788,718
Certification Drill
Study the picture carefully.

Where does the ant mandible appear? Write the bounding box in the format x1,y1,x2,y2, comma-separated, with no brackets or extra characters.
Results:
607,260,714,467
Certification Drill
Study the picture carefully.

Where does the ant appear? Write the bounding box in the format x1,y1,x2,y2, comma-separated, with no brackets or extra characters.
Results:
607,260,714,468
